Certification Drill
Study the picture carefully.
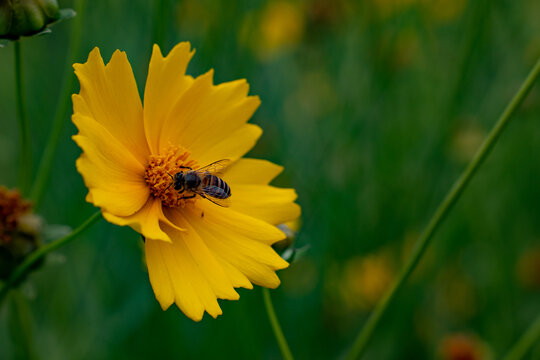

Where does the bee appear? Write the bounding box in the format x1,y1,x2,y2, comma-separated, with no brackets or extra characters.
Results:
171,159,231,207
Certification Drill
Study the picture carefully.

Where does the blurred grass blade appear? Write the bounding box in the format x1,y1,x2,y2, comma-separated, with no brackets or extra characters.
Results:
30,0,86,207
345,56,540,360
0,211,101,305
8,290,38,360
503,313,540,360
14,40,31,195
262,288,294,360
151,0,168,49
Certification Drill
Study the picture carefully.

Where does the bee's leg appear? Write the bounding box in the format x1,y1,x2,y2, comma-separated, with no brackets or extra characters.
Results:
179,194,196,200
178,165,192,170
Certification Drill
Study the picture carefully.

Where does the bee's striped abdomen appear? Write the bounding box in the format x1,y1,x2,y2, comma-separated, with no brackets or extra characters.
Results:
203,175,231,199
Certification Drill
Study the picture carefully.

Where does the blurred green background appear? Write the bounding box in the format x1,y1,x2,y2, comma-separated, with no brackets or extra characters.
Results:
1,0,540,358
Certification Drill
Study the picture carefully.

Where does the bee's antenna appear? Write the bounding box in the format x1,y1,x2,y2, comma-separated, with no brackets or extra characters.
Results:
164,172,174,191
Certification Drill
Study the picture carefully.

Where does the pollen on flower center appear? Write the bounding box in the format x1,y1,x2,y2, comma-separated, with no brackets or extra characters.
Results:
144,145,199,208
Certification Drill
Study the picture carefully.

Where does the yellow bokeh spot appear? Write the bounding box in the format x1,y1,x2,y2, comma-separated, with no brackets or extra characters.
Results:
451,121,486,164
244,1,306,60
340,251,395,310
423,0,468,24
516,246,540,289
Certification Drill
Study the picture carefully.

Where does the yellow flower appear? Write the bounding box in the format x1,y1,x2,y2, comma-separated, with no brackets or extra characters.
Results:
71,42,301,321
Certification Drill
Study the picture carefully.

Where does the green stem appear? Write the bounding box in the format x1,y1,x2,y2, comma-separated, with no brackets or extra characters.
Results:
0,211,101,305
345,56,540,360
14,40,31,195
503,313,540,360
262,288,294,360
30,0,86,208
8,290,38,360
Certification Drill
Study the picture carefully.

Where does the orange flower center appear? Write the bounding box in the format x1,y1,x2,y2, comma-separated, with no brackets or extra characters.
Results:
144,145,199,208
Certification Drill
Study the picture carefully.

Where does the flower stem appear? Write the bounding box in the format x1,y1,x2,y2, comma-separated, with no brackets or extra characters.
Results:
8,290,38,360
345,56,540,360
503,313,540,360
0,211,101,305
262,288,294,360
30,0,86,208
14,40,31,195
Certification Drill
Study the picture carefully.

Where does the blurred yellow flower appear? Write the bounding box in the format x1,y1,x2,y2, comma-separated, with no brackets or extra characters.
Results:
435,267,477,321
71,42,300,321
451,121,486,164
393,28,421,69
516,246,540,289
260,1,304,54
240,1,305,60
340,251,394,310
422,0,468,24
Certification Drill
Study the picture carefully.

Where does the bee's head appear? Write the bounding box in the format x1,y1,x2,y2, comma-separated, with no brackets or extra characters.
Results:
173,172,184,190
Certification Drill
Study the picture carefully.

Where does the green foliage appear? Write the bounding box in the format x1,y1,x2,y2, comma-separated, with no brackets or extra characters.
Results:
0,0,540,358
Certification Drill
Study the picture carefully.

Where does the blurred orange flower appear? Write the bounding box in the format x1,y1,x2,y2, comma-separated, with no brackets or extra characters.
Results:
0,187,41,279
439,333,492,360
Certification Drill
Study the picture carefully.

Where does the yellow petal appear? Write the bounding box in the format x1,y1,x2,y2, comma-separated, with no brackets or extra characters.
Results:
145,238,206,320
143,43,195,154
73,48,149,164
229,185,301,225
212,254,254,290
223,158,284,185
145,238,174,309
102,197,179,242
145,220,239,320
149,64,261,161
165,208,240,300
73,114,149,216
184,204,289,288
194,124,262,167
194,200,286,245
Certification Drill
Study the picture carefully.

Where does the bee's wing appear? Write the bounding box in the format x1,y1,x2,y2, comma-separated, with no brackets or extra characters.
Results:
195,159,231,175
203,195,231,207
196,186,231,207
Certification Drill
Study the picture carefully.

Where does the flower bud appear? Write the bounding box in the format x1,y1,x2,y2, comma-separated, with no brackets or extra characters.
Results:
0,0,74,40
0,187,42,280
274,221,298,253
274,219,308,263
